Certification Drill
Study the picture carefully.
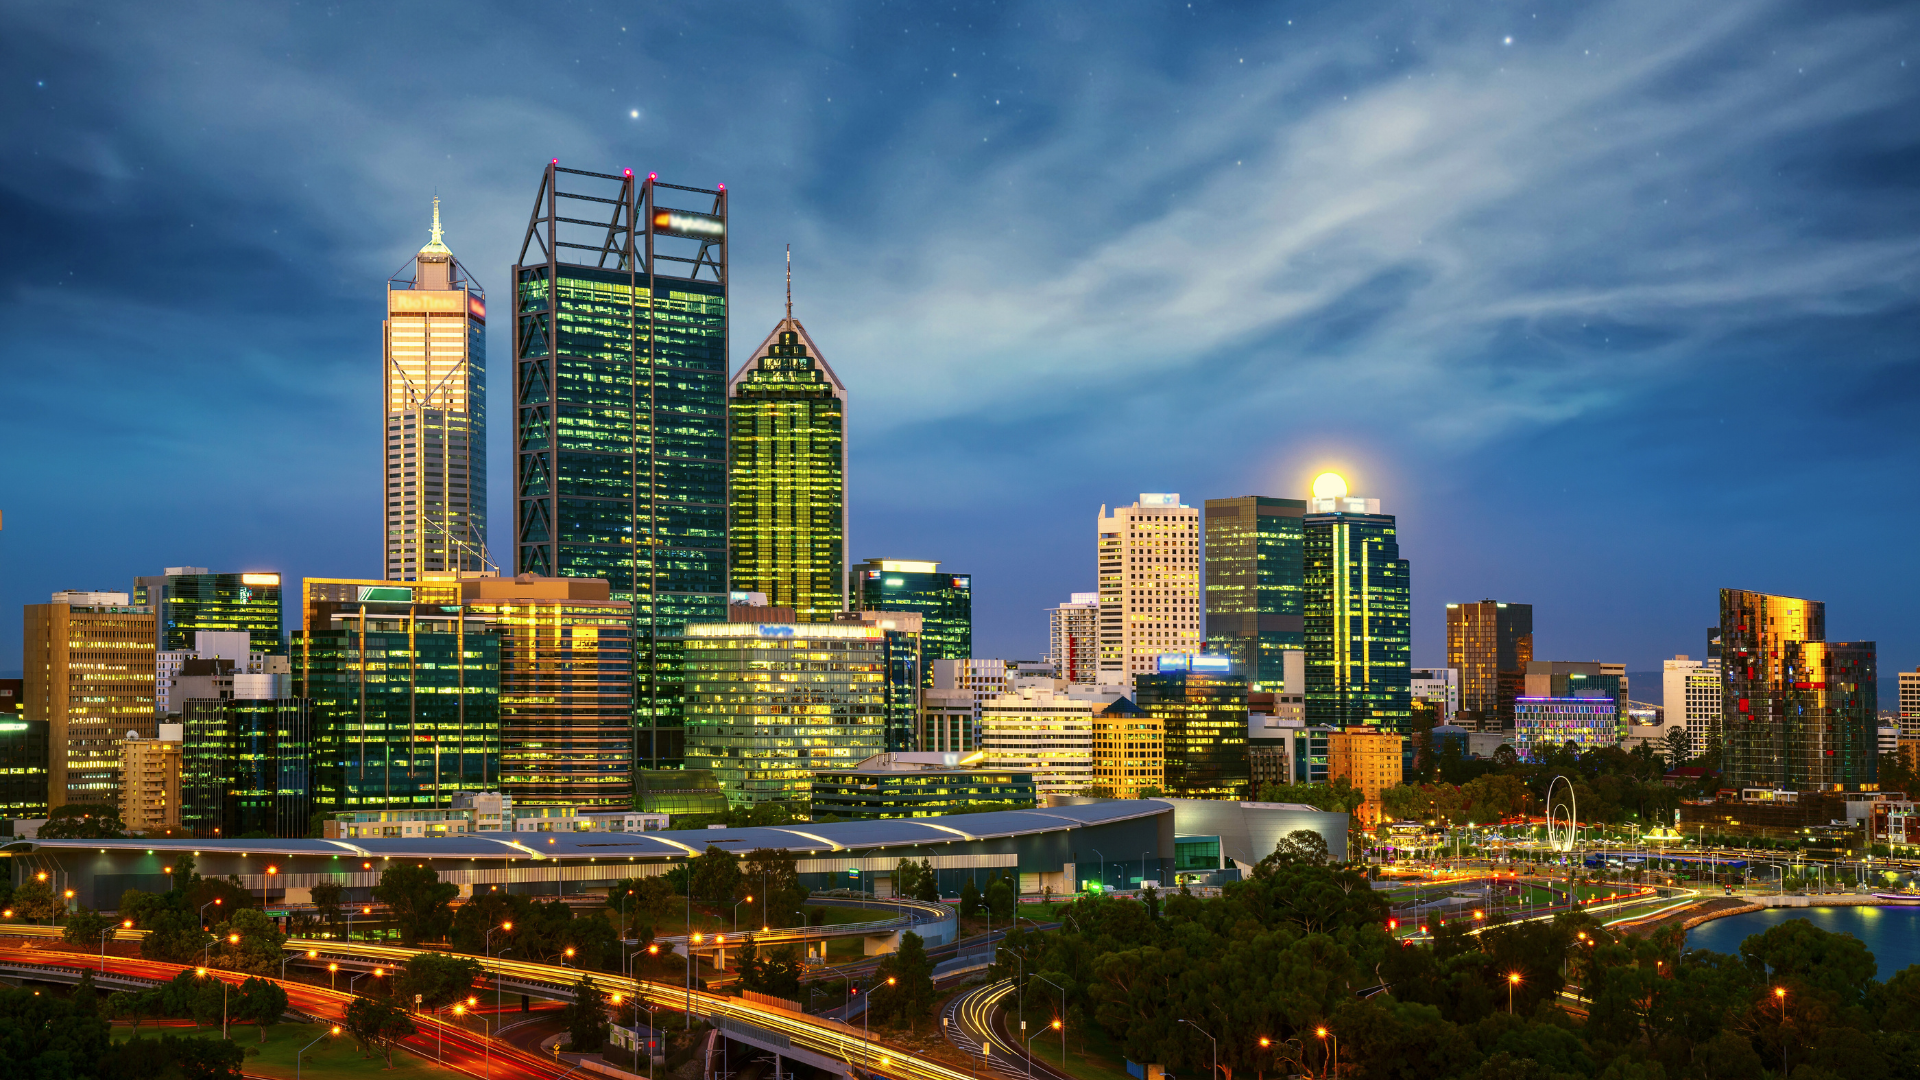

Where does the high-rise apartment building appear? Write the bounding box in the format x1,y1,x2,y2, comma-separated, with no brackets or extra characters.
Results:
849,560,971,680
1135,654,1250,799
1663,655,1724,758
1098,494,1202,679
1444,600,1532,731
121,724,183,835
729,283,847,623
1203,496,1306,692
1328,728,1405,826
181,674,312,838
24,592,157,809
1719,590,1877,791
1048,593,1101,685
1303,477,1411,731
132,568,284,655
680,621,889,807
513,165,730,768
978,686,1098,796
384,200,488,579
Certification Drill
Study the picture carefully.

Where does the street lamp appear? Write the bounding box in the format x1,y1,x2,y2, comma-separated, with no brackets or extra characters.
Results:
734,896,753,932
199,898,222,930
1774,987,1789,1074
196,967,230,1040
100,920,131,971
1507,972,1522,1015
282,949,319,980
1033,973,1069,1065
484,922,514,1080
435,1001,468,1062
1314,1026,1338,1080
350,968,385,994
296,1025,341,1080
1178,1019,1217,1080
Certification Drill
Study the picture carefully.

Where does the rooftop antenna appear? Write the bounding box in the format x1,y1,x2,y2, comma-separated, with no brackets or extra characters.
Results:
785,243,792,325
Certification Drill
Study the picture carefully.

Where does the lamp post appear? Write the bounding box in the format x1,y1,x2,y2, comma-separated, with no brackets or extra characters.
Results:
484,921,514,1080
1178,1019,1217,1080
1024,1020,1060,1077
1314,1026,1337,1080
1142,850,1152,892
1033,973,1069,1065
199,898,222,930
734,896,752,932
296,1025,341,1080
196,967,230,1040
435,1001,467,1063
282,949,318,981
1090,848,1106,891
1507,972,1521,1015
1774,987,1788,1074
350,968,385,995
328,963,339,991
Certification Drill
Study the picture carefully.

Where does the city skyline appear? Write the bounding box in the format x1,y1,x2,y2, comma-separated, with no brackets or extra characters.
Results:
4,3,1918,699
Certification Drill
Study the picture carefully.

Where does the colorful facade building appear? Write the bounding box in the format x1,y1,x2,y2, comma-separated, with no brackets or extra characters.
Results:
1718,589,1877,792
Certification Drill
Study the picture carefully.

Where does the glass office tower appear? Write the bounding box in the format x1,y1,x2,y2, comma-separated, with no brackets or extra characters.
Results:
849,559,971,684
679,622,889,807
1134,654,1250,799
181,676,312,838
133,569,284,654
514,164,729,769
384,198,488,579
1445,600,1533,730
1303,490,1412,731
1203,496,1305,692
729,293,847,622
1719,589,1877,791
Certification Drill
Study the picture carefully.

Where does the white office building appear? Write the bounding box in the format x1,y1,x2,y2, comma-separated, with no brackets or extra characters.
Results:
1662,655,1722,758
979,685,1101,795
1097,494,1202,680
1410,667,1460,719
1048,593,1101,685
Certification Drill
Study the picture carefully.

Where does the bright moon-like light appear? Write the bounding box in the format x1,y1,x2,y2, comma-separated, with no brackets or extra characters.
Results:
1312,472,1349,499
630,109,640,118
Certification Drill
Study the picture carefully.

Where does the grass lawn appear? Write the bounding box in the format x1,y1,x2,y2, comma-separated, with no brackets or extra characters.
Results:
112,1022,470,1080
1010,1004,1138,1080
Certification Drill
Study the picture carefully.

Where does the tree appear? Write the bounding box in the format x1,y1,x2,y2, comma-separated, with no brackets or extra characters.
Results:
99,1032,247,1079
141,906,213,965
1663,726,1691,767
893,858,924,902
63,906,113,945
159,970,225,1029
345,994,417,1068
310,879,345,936
913,860,940,903
737,942,804,1000
234,976,289,1043
869,931,937,1029
689,844,744,903
740,848,809,928
12,878,64,923
986,875,1015,921
209,908,287,974
38,803,128,839
1263,829,1332,869
395,951,484,1012
562,975,609,1053
960,876,981,918
0,984,112,1076
371,863,458,945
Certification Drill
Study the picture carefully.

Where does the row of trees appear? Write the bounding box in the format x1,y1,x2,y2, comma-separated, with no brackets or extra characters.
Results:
106,969,289,1042
0,971,246,1078
988,827,1920,1080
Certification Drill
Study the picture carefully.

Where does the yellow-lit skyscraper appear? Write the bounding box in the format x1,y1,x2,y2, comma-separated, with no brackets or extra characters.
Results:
728,261,847,621
385,199,488,579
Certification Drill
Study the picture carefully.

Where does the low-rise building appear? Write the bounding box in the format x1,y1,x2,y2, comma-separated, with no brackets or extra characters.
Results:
809,752,1038,819
323,791,668,839
1090,696,1162,798
1513,696,1621,759
1327,727,1405,827
979,686,1097,795
121,723,184,835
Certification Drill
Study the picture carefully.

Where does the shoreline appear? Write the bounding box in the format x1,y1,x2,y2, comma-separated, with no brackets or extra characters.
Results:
1683,894,1920,931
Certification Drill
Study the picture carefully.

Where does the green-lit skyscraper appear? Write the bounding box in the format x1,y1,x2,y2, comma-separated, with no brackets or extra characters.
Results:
133,568,284,654
1302,476,1411,731
513,164,730,768
1203,496,1305,692
850,559,971,684
729,264,847,622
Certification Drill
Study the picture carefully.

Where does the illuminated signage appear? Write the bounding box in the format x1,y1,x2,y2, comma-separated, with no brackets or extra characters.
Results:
240,574,280,586
468,295,486,321
877,560,937,573
358,586,414,603
0,723,26,732
651,209,724,239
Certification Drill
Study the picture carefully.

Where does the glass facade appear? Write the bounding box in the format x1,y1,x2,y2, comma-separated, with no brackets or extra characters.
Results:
133,571,284,654
515,170,731,772
729,324,846,622
293,626,500,813
849,560,971,684
1513,697,1621,761
809,764,1037,819
181,692,312,838
1135,656,1250,799
1445,600,1533,728
1203,496,1306,692
0,719,50,819
1719,590,1877,791
680,622,889,806
1304,508,1411,731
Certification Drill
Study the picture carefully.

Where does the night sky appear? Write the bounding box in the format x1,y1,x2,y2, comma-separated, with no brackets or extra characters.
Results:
4,2,1917,703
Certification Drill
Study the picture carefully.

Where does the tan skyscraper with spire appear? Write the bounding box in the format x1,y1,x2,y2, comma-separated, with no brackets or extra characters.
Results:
384,199,488,579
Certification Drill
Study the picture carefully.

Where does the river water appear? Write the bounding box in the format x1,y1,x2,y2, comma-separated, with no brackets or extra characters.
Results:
1685,904,1920,978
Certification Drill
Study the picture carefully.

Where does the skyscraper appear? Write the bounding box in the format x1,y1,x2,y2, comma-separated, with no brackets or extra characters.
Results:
1444,600,1532,731
729,257,847,622
24,591,156,809
1134,653,1250,799
181,674,312,838
385,200,488,579
1097,494,1202,680
513,165,730,768
849,559,971,680
1047,593,1100,684
1203,496,1306,692
1302,475,1411,731
1719,589,1877,791
1663,655,1724,757
132,568,284,655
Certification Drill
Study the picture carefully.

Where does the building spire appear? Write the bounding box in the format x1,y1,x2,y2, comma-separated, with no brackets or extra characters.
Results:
419,195,452,256
785,244,792,326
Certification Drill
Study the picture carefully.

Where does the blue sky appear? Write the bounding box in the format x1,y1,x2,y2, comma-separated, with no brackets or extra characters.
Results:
3,1,1917,702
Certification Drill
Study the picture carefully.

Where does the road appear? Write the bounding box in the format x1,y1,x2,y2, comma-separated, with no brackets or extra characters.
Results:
0,944,569,1080
943,979,1066,1080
